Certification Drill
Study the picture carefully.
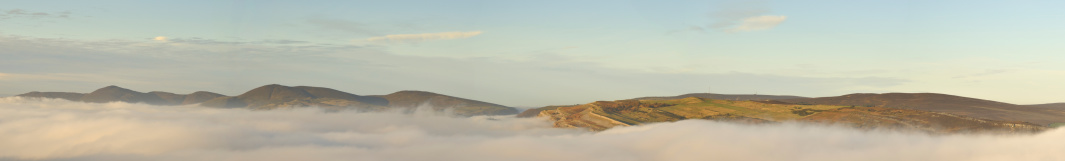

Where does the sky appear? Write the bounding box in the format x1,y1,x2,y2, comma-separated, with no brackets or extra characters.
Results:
2,0,1065,107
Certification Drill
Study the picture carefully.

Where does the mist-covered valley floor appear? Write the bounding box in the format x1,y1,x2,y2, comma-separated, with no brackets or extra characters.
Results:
2,97,1064,161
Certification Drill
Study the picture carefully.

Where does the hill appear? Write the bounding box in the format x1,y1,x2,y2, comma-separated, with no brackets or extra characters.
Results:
16,92,85,101
532,97,1046,133
778,93,1065,125
1027,103,1065,108
201,84,389,110
196,85,518,116
182,91,226,104
14,84,517,116
19,86,226,105
79,86,170,105
377,90,519,116
631,93,806,101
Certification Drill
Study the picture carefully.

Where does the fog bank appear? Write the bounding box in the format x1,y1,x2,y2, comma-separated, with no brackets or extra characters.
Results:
1,97,1062,161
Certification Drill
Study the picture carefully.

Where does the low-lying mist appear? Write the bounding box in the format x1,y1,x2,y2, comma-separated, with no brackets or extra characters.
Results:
1,97,1063,161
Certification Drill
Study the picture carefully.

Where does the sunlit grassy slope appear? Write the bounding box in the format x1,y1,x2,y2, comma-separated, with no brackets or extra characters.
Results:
534,97,1048,133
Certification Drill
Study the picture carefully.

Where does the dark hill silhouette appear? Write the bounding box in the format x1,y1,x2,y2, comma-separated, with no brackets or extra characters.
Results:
377,90,518,116
80,86,170,105
19,86,223,105
195,84,516,116
202,84,381,109
149,91,186,105
632,93,806,101
294,86,389,106
181,91,225,104
16,92,85,101
780,93,1065,125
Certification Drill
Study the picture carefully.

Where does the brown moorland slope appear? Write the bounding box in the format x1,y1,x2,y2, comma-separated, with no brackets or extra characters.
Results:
632,93,806,101
534,97,1046,133
779,93,1065,125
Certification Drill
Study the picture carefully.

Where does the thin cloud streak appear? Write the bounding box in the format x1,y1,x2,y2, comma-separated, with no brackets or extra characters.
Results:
730,15,787,32
366,31,483,43
707,0,786,32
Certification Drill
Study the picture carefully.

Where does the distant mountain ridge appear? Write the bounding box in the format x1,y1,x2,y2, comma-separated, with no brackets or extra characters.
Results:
19,85,226,106
14,84,518,116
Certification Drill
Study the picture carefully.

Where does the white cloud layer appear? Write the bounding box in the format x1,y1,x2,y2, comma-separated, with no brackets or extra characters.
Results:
366,31,482,43
1,97,1064,161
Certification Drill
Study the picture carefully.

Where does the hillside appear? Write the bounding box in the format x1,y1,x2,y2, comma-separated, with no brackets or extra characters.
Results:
201,84,388,110
377,90,519,116
181,91,226,104
631,93,806,101
1027,103,1065,109
533,97,1046,133
17,86,225,105
16,92,85,101
14,84,518,116
779,93,1065,125
79,86,170,105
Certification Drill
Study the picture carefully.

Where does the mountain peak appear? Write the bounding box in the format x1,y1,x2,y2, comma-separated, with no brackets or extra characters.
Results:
237,84,314,102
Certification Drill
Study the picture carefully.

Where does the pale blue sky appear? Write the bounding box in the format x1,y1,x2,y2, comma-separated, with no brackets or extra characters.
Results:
3,0,1065,106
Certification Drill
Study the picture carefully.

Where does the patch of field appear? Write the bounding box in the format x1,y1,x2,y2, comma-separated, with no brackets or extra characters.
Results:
644,97,844,121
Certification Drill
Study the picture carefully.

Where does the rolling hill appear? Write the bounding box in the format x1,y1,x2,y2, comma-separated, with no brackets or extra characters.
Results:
23,86,228,105
12,84,518,116
778,93,1065,125
531,97,1046,133
631,93,806,101
16,92,85,101
375,90,519,116
200,84,390,110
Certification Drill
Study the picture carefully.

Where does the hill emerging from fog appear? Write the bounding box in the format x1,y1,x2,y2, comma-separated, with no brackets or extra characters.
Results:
14,84,519,116
529,97,1046,133
631,93,806,101
19,86,226,106
778,93,1065,125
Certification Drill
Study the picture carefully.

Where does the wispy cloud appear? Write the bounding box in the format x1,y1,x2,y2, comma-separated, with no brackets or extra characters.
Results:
707,0,787,33
0,9,71,20
307,19,379,35
366,31,482,43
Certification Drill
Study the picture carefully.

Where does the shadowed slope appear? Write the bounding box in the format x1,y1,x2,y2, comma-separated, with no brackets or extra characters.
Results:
295,86,389,106
149,91,185,105
379,90,518,116
201,84,384,109
79,86,170,105
181,91,225,104
16,92,85,101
